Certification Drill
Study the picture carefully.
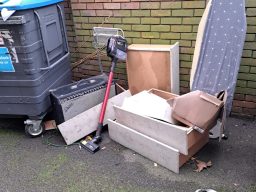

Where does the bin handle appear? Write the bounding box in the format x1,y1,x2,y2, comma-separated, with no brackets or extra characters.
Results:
24,52,69,74
39,52,69,71
34,10,51,67
57,4,69,53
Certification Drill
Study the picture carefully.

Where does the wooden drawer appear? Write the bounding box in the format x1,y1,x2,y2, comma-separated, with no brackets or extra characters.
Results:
113,105,207,155
108,119,209,173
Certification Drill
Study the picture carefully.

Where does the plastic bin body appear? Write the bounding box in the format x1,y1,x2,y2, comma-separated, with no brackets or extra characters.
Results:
0,1,71,119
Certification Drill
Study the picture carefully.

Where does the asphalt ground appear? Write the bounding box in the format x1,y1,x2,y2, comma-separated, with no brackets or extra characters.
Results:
0,117,255,192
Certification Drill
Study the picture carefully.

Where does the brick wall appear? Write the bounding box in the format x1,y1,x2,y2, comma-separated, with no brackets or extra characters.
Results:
67,0,256,118
63,0,79,63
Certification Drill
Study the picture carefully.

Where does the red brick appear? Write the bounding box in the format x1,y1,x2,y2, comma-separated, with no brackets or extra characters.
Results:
96,10,113,16
79,0,94,2
180,87,190,94
245,95,256,102
242,108,256,115
244,101,256,109
112,0,130,2
64,8,72,13
233,100,256,109
231,106,243,113
95,0,111,2
234,94,245,100
80,10,96,16
104,3,121,9
140,2,160,9
71,3,87,10
87,3,104,9
121,2,140,9
63,2,69,7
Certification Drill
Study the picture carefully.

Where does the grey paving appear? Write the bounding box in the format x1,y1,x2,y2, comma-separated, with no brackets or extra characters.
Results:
0,117,255,192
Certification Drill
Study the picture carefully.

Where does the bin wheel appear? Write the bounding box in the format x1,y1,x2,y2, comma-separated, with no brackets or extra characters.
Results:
25,121,44,137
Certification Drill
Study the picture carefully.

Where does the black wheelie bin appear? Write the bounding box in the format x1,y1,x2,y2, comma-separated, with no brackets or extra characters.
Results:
0,0,72,136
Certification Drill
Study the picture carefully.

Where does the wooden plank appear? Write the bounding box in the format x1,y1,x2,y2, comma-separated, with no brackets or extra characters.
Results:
108,119,180,173
128,44,174,51
190,0,212,88
114,105,190,155
170,42,180,95
149,88,178,100
58,90,131,145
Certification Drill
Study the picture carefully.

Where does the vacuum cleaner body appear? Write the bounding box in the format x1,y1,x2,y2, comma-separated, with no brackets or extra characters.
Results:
107,36,128,61
81,35,128,153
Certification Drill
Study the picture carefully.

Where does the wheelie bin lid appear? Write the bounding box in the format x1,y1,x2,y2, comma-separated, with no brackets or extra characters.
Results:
0,0,63,11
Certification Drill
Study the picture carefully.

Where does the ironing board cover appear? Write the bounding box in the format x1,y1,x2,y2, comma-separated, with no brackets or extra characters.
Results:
190,0,247,114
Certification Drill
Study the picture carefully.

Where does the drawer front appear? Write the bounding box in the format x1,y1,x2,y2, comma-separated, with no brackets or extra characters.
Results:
114,105,208,155
108,119,180,173
114,105,189,155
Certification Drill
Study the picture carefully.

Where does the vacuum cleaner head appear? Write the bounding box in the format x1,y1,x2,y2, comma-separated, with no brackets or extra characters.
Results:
107,36,128,61
81,138,100,154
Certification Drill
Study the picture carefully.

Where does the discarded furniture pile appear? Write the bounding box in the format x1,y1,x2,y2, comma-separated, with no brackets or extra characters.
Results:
58,0,246,173
0,0,247,174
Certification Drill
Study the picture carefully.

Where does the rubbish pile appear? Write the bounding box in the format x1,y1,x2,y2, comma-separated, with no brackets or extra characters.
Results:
108,88,225,173
57,0,246,173
0,0,247,174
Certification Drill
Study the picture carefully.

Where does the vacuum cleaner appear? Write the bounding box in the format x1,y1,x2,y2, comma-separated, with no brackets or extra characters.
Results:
80,35,128,153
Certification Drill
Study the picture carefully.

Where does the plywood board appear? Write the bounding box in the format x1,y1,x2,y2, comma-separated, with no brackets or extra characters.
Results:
108,119,180,173
126,43,179,95
58,90,131,145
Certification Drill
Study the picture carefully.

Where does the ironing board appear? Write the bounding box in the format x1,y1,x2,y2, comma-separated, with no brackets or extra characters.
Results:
190,0,247,114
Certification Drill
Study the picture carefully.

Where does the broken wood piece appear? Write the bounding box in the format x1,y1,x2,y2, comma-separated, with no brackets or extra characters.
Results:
58,90,131,145
44,120,57,131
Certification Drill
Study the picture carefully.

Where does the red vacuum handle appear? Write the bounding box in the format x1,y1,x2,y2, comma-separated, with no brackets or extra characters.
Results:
99,71,114,124
95,59,117,138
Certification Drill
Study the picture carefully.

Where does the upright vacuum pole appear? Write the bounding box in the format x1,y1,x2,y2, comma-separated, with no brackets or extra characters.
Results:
92,59,117,143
